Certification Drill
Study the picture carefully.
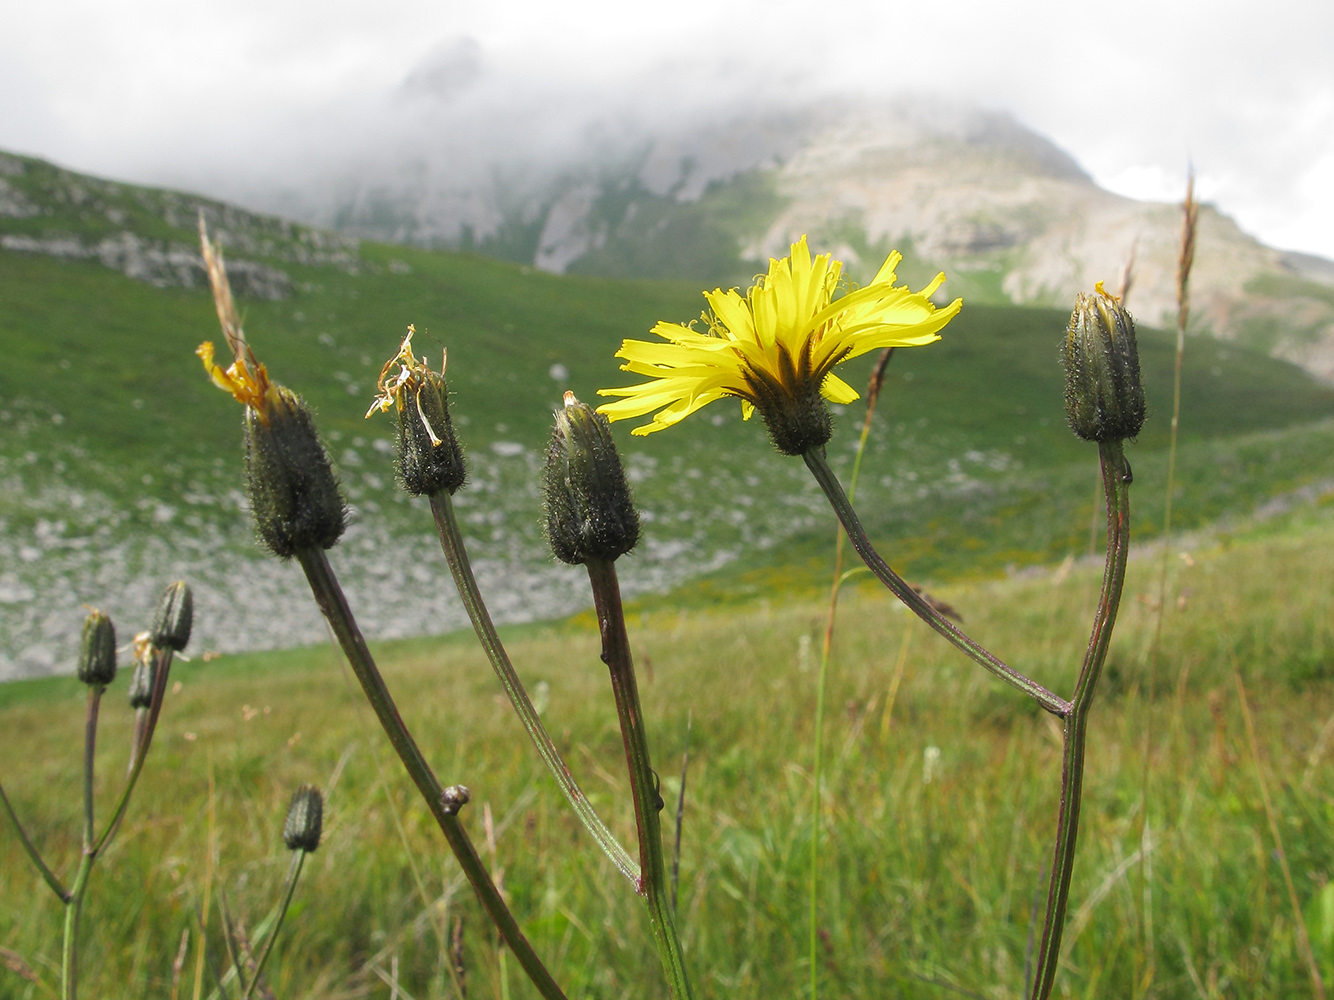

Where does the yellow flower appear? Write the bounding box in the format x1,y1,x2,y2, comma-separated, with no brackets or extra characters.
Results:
597,235,961,454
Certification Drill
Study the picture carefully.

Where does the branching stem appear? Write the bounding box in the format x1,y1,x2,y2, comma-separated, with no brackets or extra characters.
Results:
803,448,1069,715
296,547,569,1000
1029,440,1131,1000
429,490,639,884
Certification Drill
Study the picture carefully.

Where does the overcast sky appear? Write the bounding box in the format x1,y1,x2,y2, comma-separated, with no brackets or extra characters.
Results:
3,0,1333,260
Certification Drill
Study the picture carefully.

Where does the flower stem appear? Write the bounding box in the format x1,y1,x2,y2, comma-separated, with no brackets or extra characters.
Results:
811,349,891,1000
0,780,68,901
95,646,175,855
428,490,640,884
82,688,101,850
295,547,569,1000
1029,439,1131,1000
241,850,305,1000
61,854,94,1000
585,558,696,1000
803,448,1069,715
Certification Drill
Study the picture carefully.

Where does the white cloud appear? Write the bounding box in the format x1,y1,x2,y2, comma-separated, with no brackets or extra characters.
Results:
2,0,1332,257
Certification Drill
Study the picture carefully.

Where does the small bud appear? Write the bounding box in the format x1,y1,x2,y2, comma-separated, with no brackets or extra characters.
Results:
150,581,193,652
441,784,471,815
282,785,323,852
78,611,117,687
128,656,156,709
542,392,640,565
1063,282,1146,443
244,388,347,558
367,328,467,496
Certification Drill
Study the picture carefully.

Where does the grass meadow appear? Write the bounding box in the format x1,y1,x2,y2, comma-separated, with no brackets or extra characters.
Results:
4,152,1334,998
2,496,1333,999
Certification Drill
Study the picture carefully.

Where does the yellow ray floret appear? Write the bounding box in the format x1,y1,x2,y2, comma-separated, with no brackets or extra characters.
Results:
597,235,961,436
197,340,274,417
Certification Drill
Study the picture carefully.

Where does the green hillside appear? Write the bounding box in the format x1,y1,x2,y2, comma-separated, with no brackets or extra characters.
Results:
2,149,1333,678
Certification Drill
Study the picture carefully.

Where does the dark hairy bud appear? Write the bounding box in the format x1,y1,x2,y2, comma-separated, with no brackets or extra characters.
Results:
1063,282,1146,443
244,387,346,558
397,363,466,496
128,656,156,709
150,581,193,652
78,610,117,687
542,392,640,565
282,785,324,852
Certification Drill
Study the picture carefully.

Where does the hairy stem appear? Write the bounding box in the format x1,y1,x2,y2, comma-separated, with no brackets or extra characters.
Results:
585,558,696,1000
429,490,639,884
296,547,569,1000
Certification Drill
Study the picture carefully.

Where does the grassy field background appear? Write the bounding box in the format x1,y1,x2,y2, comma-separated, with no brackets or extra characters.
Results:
4,150,1334,998
2,499,1333,998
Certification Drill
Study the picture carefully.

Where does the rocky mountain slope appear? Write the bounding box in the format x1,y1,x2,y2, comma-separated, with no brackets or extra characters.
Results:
276,101,1334,380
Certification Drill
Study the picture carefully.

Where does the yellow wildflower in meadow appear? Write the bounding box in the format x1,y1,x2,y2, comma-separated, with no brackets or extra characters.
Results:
597,235,961,454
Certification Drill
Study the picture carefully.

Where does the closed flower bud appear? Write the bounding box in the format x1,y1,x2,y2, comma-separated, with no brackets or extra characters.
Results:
394,358,466,496
441,784,471,815
282,785,323,852
1063,282,1146,443
367,327,467,496
128,655,156,709
244,387,347,558
150,581,193,652
78,610,117,687
543,392,640,565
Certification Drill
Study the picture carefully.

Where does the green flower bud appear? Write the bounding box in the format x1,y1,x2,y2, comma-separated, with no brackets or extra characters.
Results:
367,328,467,496
441,784,471,816
394,359,466,496
244,387,347,558
1063,282,1146,443
78,610,117,687
282,785,323,852
128,655,156,709
150,581,193,652
542,392,640,566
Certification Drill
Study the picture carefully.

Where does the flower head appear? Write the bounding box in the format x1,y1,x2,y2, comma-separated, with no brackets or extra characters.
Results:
597,236,961,454
196,223,345,557
78,609,117,688
366,326,467,496
542,391,640,565
282,784,324,853
1063,281,1145,443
